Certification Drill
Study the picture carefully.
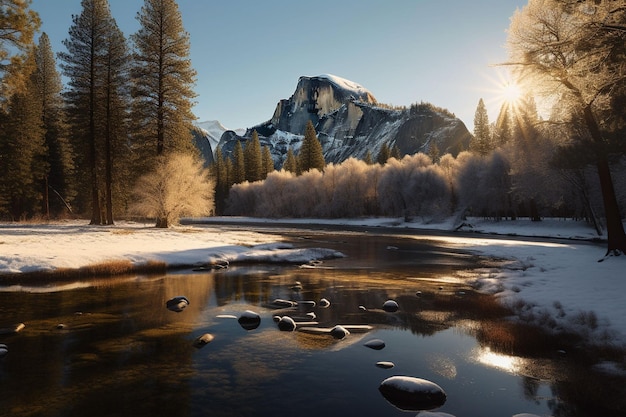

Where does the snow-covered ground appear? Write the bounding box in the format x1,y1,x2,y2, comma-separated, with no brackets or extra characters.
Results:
1,217,624,349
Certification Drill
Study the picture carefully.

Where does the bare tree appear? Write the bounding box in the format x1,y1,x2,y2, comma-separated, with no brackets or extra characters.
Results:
131,153,214,227
507,0,626,256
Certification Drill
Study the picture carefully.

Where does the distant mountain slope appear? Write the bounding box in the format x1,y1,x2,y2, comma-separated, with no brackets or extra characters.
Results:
192,120,245,166
217,74,471,168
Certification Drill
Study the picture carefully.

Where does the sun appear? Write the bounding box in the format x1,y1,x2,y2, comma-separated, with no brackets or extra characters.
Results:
501,81,523,106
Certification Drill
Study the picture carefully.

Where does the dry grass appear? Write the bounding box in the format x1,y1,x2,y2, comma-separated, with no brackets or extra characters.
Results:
0,259,168,284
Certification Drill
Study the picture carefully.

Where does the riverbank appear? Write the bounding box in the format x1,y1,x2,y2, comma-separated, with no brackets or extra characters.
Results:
1,217,625,355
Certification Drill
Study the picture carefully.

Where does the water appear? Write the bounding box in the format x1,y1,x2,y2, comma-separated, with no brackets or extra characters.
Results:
0,230,624,417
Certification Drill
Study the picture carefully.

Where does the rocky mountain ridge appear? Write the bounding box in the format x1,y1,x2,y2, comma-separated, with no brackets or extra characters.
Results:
200,74,472,168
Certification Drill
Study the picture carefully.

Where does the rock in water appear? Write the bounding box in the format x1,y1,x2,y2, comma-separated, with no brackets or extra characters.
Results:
379,376,446,411
277,316,296,332
382,300,399,313
319,298,331,308
364,339,386,350
329,325,350,340
193,333,214,348
0,344,7,358
376,361,395,369
238,310,261,330
166,296,189,312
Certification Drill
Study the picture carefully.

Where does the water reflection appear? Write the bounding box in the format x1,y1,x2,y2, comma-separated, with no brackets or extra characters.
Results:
1,231,625,417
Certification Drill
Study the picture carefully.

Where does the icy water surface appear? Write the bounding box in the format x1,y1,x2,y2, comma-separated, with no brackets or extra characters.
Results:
0,230,624,417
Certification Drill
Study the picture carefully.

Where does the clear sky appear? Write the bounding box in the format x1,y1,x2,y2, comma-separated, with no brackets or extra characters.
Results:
30,0,527,131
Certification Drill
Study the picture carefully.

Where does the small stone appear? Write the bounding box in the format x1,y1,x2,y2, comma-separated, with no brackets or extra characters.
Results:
193,333,214,348
329,325,350,340
56,323,66,330
277,316,296,332
358,305,367,311
416,291,422,296
376,361,395,369
379,376,447,411
319,298,331,308
0,344,7,358
238,310,261,330
364,339,386,350
166,296,189,312
382,300,399,313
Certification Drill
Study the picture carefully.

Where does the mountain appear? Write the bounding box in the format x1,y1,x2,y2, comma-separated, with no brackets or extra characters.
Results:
217,74,472,168
192,120,245,166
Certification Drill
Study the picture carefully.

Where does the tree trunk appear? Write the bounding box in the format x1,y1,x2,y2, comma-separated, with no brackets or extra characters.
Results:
155,217,168,228
582,105,626,255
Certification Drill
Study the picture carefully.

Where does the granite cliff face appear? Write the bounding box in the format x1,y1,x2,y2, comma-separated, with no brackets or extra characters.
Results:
217,74,471,167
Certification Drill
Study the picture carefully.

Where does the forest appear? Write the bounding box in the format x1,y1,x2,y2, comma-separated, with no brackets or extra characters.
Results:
0,0,625,253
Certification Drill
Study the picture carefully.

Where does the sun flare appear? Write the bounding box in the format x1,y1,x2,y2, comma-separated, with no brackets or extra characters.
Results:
501,81,523,106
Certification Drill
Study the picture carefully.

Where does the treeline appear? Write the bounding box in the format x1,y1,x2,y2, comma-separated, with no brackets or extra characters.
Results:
0,0,205,227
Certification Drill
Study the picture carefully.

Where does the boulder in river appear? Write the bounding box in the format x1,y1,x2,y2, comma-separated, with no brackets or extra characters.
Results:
364,339,386,350
193,333,215,348
379,376,446,411
277,316,297,332
0,344,7,358
382,300,399,313
238,310,261,330
166,296,189,312
329,325,350,340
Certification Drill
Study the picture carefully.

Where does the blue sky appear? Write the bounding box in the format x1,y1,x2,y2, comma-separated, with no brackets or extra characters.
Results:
30,0,527,131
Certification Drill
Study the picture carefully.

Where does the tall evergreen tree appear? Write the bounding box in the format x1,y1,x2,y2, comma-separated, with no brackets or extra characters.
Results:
59,0,128,224
244,130,263,182
0,0,40,104
298,120,325,173
0,49,45,220
231,140,245,184
212,147,229,215
261,145,274,179
131,0,197,166
376,143,390,165
282,148,297,173
35,33,75,217
471,98,492,156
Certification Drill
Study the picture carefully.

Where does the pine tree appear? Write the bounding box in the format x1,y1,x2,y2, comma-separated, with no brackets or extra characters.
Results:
231,140,246,184
131,0,197,165
0,0,40,104
363,150,373,165
59,0,129,224
471,98,492,156
35,33,75,217
390,144,401,160
261,145,274,179
282,148,297,173
244,130,263,182
212,147,228,215
376,143,390,165
0,49,45,220
298,120,325,173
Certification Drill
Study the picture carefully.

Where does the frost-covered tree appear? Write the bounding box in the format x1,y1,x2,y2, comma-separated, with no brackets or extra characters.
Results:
131,153,214,227
261,145,274,179
471,98,492,156
376,143,391,165
507,0,626,255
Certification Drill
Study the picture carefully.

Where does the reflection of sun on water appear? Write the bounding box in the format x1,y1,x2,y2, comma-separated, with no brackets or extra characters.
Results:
474,346,522,374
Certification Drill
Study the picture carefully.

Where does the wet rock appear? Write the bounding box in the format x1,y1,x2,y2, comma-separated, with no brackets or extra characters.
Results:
193,333,215,348
319,298,331,308
277,316,296,332
379,376,447,411
358,305,367,311
376,361,395,369
238,310,261,330
290,281,303,291
329,325,350,340
272,299,297,308
364,339,386,350
0,344,7,358
382,300,399,313
56,323,66,330
416,291,422,296
166,296,189,312
297,300,316,309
